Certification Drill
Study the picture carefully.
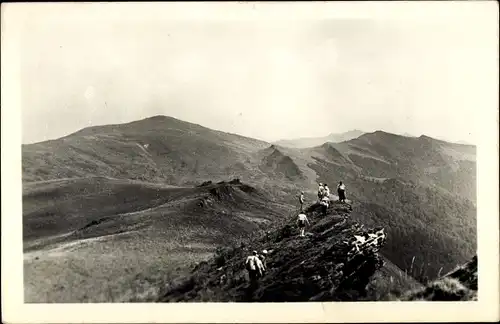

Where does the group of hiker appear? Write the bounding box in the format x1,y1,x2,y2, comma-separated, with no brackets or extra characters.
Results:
298,181,346,209
300,181,348,215
318,181,347,203
296,181,347,237
245,181,348,283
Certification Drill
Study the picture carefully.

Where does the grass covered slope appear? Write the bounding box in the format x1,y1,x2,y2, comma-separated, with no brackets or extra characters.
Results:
22,115,269,184
350,179,476,282
332,131,476,201
24,179,293,302
159,202,422,302
401,255,478,301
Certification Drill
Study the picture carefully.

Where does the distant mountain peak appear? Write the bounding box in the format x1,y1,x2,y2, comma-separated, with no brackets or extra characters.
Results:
144,115,170,120
357,130,399,140
320,142,333,149
273,130,365,148
372,130,395,136
134,114,192,126
330,129,363,137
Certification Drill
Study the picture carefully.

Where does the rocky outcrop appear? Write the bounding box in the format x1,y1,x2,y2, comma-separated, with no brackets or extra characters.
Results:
159,202,389,302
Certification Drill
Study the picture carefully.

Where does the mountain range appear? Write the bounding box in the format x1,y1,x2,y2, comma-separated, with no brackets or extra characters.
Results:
22,115,476,302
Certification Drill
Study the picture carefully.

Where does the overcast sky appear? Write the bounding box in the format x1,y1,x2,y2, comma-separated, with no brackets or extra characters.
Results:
16,3,497,145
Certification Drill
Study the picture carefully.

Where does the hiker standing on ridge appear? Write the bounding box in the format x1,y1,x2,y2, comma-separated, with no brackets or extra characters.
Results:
337,181,347,203
297,213,310,237
317,183,325,202
245,251,265,283
299,191,305,212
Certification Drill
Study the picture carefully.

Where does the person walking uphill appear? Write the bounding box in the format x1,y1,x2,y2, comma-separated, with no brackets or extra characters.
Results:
244,250,265,301
337,181,347,203
245,251,265,283
297,213,310,237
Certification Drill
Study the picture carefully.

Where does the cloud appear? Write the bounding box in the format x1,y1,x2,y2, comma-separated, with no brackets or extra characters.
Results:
18,12,493,144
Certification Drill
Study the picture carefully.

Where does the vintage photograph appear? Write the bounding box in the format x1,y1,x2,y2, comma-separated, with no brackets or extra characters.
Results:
2,1,498,323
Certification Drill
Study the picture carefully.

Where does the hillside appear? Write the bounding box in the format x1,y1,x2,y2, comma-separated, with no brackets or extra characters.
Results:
22,115,309,206
22,117,476,205
258,145,306,182
401,255,477,301
24,179,293,302
273,130,365,148
159,202,423,302
23,115,268,184
158,200,477,303
22,115,477,301
332,131,476,201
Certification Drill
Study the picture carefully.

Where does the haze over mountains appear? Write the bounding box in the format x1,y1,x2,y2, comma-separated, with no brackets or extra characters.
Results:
22,115,476,302
273,130,365,148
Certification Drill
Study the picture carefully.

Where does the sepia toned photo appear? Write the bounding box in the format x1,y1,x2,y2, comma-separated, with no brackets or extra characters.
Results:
2,1,499,323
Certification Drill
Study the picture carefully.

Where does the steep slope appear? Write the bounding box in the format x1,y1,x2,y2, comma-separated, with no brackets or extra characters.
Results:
401,255,477,301
274,130,364,148
303,133,477,283
159,202,421,302
299,166,476,283
24,179,293,302
353,196,475,282
258,145,305,181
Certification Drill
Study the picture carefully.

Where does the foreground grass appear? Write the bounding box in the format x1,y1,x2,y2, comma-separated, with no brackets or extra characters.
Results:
24,237,214,303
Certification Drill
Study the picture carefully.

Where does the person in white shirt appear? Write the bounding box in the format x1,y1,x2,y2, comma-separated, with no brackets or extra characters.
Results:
258,250,268,271
297,213,310,237
245,251,265,282
317,183,325,202
323,184,330,198
337,181,346,203
320,195,330,216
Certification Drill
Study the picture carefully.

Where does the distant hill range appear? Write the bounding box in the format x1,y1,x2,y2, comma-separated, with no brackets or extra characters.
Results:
273,130,365,148
22,115,477,302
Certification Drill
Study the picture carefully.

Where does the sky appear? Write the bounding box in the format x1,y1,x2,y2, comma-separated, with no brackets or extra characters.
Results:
15,2,498,145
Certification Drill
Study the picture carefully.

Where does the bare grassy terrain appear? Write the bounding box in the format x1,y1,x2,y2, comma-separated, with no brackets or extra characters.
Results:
24,178,292,302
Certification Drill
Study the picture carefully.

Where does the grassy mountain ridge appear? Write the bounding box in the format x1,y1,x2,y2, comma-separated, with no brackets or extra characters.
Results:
22,115,477,302
332,131,476,200
23,115,268,184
